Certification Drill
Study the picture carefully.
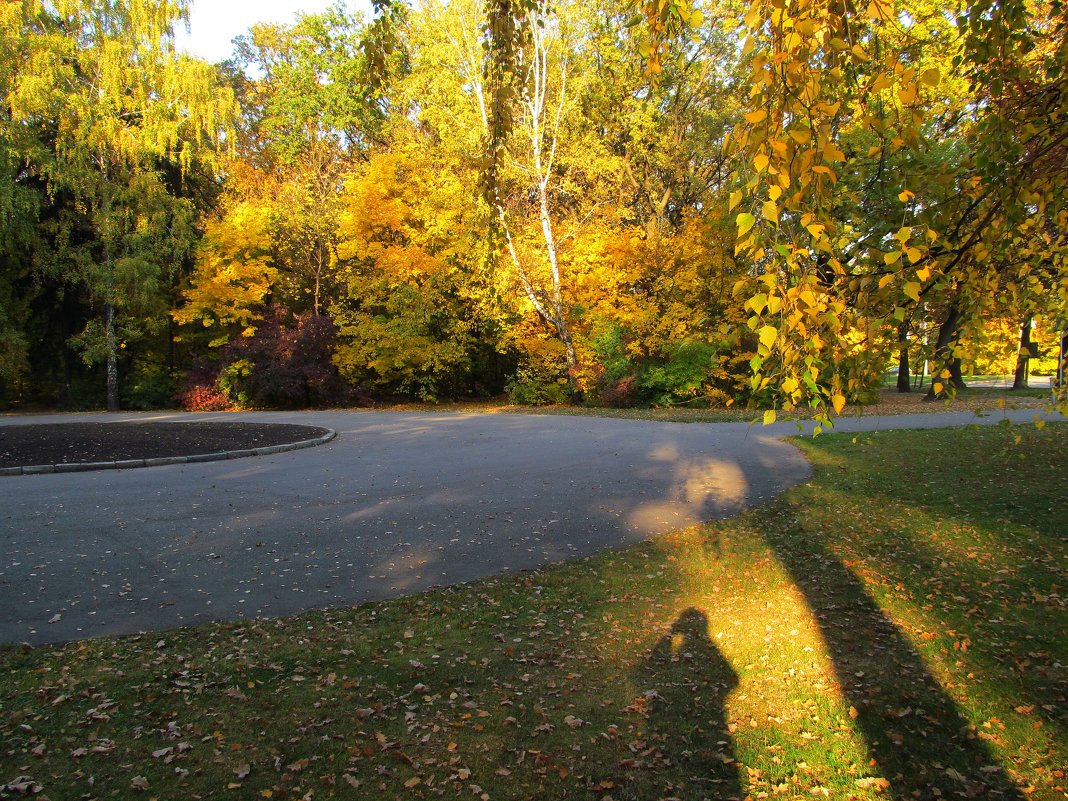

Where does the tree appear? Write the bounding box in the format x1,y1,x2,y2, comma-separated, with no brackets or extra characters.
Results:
7,0,235,410
331,137,489,400
722,0,1068,419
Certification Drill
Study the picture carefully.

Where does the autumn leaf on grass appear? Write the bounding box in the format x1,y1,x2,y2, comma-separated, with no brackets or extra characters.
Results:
856,777,891,791
235,762,251,779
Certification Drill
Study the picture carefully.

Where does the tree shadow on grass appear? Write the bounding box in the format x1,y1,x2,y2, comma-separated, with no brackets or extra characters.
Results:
764,513,1025,800
633,607,742,800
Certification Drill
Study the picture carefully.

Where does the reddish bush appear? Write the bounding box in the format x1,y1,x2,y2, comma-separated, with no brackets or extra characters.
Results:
174,383,231,411
218,310,357,409
599,374,639,407
174,361,231,411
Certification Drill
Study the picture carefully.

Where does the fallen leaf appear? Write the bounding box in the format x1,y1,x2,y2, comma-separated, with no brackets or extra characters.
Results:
235,762,251,779
856,777,891,791
130,775,149,790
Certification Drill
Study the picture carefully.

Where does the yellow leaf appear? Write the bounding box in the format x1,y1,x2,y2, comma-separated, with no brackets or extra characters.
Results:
811,165,837,183
832,393,846,414
754,153,770,172
762,200,779,223
769,185,782,202
921,68,940,86
782,376,799,394
763,409,777,425
879,274,895,289
823,144,847,162
758,325,778,349
884,251,902,265
898,189,914,202
898,83,918,104
894,226,911,242
903,281,921,301
906,247,923,264
866,0,890,19
916,266,931,282
729,190,742,211
745,109,768,124
737,212,757,236
1035,418,1046,430
933,382,944,395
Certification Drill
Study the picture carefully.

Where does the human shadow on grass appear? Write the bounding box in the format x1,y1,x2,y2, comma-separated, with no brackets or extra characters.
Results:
763,516,1025,800
633,607,742,800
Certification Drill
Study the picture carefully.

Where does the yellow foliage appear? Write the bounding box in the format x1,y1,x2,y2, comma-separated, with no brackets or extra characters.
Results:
172,204,278,346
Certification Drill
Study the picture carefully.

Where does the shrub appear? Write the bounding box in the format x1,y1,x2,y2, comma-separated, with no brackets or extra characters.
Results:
506,366,571,405
599,374,640,407
217,310,354,409
122,365,178,410
174,361,231,411
638,341,717,406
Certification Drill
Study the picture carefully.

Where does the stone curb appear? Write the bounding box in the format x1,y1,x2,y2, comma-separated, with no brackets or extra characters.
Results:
1,429,336,477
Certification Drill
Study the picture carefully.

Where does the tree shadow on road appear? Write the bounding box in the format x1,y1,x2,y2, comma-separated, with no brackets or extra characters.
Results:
763,510,1025,800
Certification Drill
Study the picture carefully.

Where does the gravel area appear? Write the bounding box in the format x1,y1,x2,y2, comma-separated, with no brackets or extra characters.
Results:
0,422,330,468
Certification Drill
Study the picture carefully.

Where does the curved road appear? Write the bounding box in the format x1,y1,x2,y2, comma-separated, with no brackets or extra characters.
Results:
0,407,1058,644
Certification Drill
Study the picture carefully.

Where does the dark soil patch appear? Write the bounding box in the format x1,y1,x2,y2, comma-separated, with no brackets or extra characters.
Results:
0,422,330,468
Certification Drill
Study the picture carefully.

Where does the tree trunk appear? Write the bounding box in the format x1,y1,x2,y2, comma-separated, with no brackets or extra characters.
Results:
896,322,911,393
924,302,966,400
1059,333,1068,389
105,302,119,412
1012,316,1032,389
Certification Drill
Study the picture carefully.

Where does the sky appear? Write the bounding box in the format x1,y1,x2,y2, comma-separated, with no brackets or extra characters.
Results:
173,0,375,64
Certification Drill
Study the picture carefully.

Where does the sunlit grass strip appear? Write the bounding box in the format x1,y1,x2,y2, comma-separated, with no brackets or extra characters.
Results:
1,424,1065,799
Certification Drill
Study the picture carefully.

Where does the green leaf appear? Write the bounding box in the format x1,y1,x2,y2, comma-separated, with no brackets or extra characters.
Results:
737,212,757,236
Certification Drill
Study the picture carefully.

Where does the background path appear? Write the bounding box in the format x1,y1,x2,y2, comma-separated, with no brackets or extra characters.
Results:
0,407,1058,644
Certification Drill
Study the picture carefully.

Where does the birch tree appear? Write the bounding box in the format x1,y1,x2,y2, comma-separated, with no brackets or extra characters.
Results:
8,0,235,410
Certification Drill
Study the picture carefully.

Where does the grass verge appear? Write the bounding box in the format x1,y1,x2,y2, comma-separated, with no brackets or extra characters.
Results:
383,386,1053,424
1,424,1065,800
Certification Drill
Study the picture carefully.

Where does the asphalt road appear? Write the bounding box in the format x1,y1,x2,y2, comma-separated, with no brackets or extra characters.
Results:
0,407,1058,645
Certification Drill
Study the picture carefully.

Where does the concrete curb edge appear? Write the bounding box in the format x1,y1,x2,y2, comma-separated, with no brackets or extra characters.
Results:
2,429,337,476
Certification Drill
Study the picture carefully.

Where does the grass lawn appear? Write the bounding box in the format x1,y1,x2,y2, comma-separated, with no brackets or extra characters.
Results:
1,424,1065,800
